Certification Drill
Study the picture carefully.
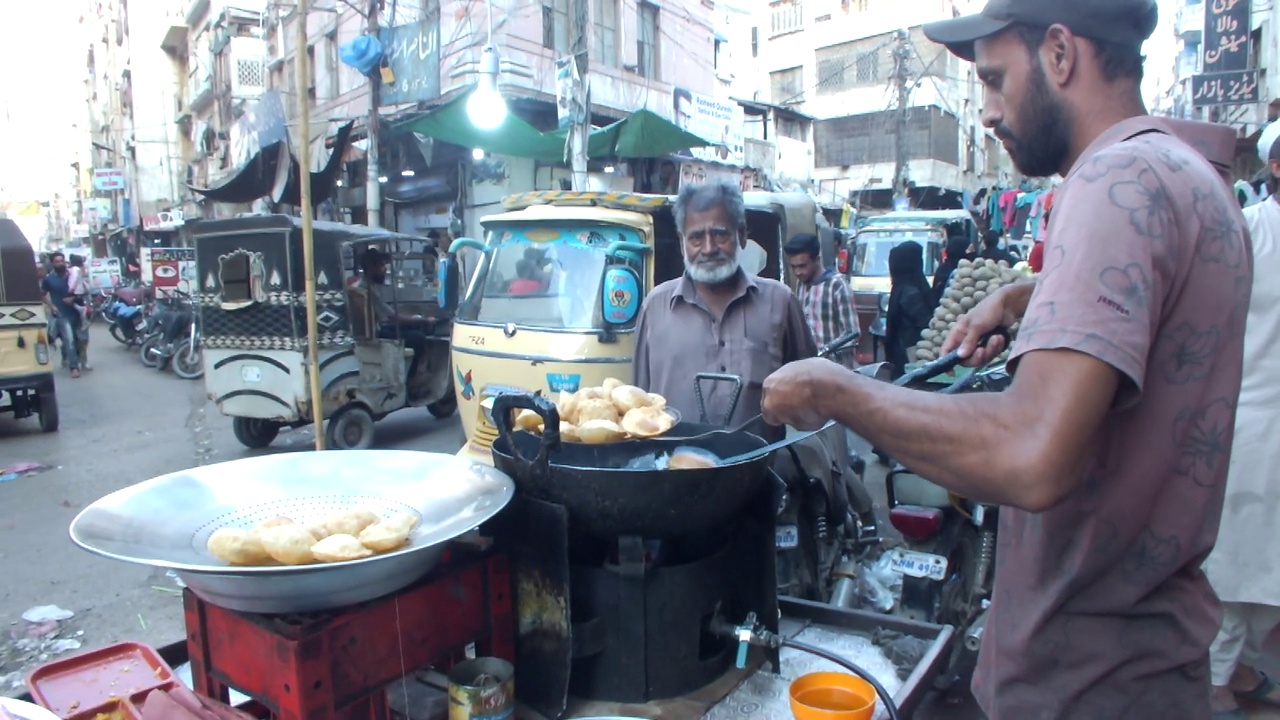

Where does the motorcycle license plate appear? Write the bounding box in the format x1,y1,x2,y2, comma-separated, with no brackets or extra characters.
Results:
888,549,949,581
775,525,799,549
241,366,262,383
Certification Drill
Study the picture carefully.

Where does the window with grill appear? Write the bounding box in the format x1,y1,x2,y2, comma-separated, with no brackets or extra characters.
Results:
815,39,884,94
637,2,659,79
542,0,569,54
770,66,803,104
855,51,880,84
237,58,264,89
593,0,619,67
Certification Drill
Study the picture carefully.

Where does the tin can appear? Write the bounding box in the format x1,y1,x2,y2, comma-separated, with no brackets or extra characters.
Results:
447,657,515,720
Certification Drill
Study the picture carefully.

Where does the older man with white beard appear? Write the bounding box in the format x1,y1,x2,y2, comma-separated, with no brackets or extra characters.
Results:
633,182,817,442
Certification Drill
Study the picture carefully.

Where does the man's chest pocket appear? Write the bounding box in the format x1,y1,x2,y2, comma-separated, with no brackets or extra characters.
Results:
743,336,784,390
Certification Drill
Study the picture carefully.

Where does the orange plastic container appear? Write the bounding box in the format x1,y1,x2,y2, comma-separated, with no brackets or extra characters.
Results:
788,671,877,720
26,641,179,720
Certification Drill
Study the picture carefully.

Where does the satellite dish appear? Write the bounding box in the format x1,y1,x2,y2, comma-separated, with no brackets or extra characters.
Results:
740,239,767,276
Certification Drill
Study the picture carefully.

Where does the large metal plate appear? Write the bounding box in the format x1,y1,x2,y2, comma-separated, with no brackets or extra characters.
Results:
69,450,514,613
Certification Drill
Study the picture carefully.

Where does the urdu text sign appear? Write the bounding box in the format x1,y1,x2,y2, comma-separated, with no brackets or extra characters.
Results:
1202,0,1251,73
378,19,440,106
1192,70,1261,107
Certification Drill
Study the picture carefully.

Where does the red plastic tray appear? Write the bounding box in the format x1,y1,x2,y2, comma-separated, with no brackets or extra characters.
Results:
26,642,179,720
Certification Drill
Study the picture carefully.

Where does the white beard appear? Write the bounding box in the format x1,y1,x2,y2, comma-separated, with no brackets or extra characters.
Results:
683,248,740,285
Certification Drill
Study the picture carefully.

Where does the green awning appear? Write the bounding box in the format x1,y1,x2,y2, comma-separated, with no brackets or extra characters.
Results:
399,86,715,162
548,108,714,159
399,85,566,161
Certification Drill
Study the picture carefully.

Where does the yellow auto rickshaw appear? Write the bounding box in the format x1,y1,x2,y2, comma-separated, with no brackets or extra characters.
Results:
437,190,819,464
0,219,58,432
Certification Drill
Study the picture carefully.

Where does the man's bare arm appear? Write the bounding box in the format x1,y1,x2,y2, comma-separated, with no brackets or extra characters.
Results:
815,347,1120,511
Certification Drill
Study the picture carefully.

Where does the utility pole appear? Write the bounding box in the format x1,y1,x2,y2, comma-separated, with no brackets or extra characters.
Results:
365,0,383,227
892,29,911,210
295,0,326,449
568,0,590,191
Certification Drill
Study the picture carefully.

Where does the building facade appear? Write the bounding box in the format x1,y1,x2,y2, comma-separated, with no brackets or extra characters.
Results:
1167,0,1277,172
752,0,1005,209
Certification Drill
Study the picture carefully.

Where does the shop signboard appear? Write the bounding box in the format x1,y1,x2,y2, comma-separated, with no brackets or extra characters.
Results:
93,168,126,191
145,247,197,297
379,17,441,105
671,87,745,167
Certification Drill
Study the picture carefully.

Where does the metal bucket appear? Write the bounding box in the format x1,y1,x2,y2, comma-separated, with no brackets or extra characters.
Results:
448,657,515,720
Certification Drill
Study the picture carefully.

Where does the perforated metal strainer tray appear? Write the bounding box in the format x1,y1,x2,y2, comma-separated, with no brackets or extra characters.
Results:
69,450,515,614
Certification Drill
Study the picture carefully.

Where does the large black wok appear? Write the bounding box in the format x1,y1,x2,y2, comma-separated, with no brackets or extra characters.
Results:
490,393,775,539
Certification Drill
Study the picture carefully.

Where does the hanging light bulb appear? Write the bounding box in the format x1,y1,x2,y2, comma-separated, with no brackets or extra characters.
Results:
466,45,508,131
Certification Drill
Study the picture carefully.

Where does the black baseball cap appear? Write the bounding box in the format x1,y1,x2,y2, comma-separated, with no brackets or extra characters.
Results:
923,0,1159,62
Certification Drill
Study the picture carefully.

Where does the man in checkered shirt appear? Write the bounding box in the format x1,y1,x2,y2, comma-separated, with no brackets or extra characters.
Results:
784,233,860,368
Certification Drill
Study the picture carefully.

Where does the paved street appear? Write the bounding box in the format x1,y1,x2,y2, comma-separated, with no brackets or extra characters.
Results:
0,325,465,695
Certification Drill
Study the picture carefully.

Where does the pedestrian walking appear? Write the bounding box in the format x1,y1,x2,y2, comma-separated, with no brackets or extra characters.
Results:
68,254,92,371
40,252,82,378
1203,129,1280,720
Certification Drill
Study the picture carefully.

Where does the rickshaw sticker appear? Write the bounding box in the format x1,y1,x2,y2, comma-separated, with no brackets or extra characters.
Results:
546,374,581,394
523,229,561,243
601,266,641,325
204,272,217,290
457,369,475,400
268,268,282,288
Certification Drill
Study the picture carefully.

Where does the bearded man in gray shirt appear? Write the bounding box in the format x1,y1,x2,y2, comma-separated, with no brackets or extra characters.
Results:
633,182,816,442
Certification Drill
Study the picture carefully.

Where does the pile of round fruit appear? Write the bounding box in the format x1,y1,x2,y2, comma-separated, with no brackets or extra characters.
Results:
910,258,1024,364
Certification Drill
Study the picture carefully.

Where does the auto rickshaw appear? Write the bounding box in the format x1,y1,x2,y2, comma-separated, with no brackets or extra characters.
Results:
436,190,820,464
0,219,57,432
848,209,976,360
194,215,454,450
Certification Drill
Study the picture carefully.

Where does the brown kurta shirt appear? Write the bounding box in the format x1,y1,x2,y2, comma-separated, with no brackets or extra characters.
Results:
633,270,817,440
973,117,1252,719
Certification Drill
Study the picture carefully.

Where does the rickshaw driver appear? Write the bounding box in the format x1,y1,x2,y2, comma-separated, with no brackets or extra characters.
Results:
759,0,1251,718
356,248,436,388
633,182,816,443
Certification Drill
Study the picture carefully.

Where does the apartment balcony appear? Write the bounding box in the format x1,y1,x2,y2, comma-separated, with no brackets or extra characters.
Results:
1176,1,1204,44
228,36,266,101
189,68,213,113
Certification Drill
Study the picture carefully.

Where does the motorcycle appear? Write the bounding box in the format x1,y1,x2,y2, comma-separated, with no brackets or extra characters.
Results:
139,291,196,373
170,310,203,380
879,330,1012,695
688,331,885,605
105,288,152,347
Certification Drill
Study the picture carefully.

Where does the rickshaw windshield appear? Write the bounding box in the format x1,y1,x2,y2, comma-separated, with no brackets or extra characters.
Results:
853,231,939,276
458,224,644,330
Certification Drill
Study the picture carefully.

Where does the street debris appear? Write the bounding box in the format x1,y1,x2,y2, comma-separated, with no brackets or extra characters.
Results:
2,607,85,692
0,463,53,484
20,606,73,624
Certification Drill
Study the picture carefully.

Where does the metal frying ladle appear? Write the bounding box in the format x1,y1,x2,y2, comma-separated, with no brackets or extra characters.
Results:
669,420,835,468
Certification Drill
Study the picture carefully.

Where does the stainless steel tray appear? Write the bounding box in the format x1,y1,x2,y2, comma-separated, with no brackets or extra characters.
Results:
69,450,515,614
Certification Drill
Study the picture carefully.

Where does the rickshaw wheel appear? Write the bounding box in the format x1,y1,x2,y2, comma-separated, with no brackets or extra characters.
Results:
325,405,376,450
426,392,457,419
232,417,280,449
38,391,59,433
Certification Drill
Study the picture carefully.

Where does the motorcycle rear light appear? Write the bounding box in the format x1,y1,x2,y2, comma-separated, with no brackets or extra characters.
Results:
889,505,944,542
836,248,849,274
